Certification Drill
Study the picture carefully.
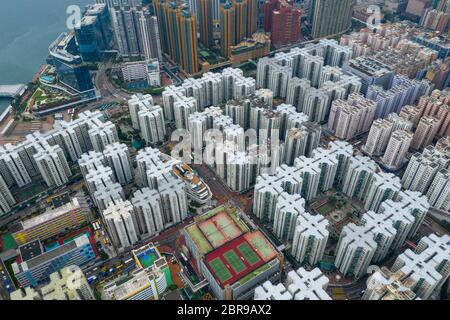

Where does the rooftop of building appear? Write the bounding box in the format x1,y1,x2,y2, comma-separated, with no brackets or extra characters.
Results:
132,243,162,270
204,230,278,289
15,234,90,272
185,205,250,255
19,239,43,262
19,197,86,231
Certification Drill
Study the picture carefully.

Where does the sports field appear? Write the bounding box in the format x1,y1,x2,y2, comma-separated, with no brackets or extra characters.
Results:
244,231,277,261
138,252,157,269
223,250,246,273
198,211,243,248
205,231,277,288
209,257,233,283
185,225,213,254
237,243,261,266
186,209,244,254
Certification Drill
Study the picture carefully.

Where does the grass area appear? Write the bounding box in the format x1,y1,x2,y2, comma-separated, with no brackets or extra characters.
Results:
209,257,232,283
317,203,335,215
3,258,19,288
13,182,47,203
238,263,271,285
1,234,18,252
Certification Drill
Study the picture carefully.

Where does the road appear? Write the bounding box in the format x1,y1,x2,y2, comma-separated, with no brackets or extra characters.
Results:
0,260,15,300
0,179,85,228
82,216,194,287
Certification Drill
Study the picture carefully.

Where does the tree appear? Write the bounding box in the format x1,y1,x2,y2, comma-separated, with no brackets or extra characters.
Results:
100,251,109,261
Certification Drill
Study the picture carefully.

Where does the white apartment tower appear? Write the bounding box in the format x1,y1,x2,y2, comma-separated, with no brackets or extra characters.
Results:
291,212,329,266
273,192,306,241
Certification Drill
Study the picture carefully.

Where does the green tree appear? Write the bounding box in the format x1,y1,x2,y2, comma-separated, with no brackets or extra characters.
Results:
100,251,109,261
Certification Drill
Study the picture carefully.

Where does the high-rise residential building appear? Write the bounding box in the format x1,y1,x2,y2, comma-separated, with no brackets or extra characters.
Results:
128,94,165,145
426,168,450,211
405,0,434,20
0,175,15,216
417,89,450,138
111,5,162,60
157,175,188,226
78,150,106,178
402,146,450,194
335,223,377,279
197,0,214,47
270,1,302,46
362,211,397,263
391,233,450,299
253,174,284,221
309,0,354,39
10,287,41,300
103,142,133,185
219,2,236,57
139,11,163,61
363,172,402,212
88,120,119,152
130,188,165,238
378,199,416,251
363,119,394,156
103,199,139,250
400,105,422,125
254,267,331,300
327,94,376,140
153,1,199,74
382,130,414,170
396,190,430,239
366,79,421,120
291,212,329,266
219,0,257,57
33,145,72,188
411,116,441,150
85,164,116,196
273,192,305,241
340,155,377,200
436,135,450,157
294,156,322,201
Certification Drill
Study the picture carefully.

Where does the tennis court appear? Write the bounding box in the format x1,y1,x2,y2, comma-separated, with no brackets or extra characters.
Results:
198,211,243,248
185,225,213,254
208,257,233,283
237,243,261,266
199,221,225,248
223,250,246,273
245,231,277,261
215,212,242,240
